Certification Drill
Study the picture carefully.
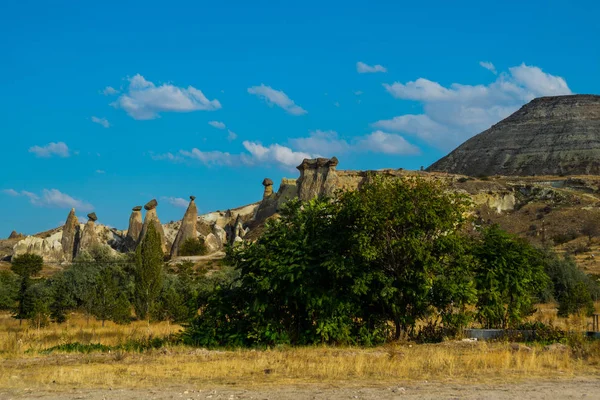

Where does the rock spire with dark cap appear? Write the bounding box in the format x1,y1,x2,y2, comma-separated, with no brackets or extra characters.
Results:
139,199,167,253
170,196,199,258
262,178,274,198
125,206,143,250
296,157,339,201
61,208,80,261
77,212,99,255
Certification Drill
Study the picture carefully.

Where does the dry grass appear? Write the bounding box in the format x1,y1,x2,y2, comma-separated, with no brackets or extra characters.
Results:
1,312,600,391
0,313,181,355
1,340,599,390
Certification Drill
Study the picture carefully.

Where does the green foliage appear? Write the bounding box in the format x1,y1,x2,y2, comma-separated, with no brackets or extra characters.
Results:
179,238,207,256
11,253,44,323
90,265,132,325
0,270,19,310
183,176,479,347
541,250,598,317
473,225,548,328
48,273,76,323
134,223,165,320
11,253,43,278
23,281,52,328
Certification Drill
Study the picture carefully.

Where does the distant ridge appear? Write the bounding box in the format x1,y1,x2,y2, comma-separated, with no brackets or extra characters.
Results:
427,95,600,176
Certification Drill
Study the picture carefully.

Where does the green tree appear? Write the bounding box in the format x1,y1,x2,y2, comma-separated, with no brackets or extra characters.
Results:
474,225,548,328
91,265,132,326
23,281,52,329
11,253,44,324
0,270,19,310
540,250,597,317
179,238,207,256
334,176,473,338
134,223,164,320
48,272,76,323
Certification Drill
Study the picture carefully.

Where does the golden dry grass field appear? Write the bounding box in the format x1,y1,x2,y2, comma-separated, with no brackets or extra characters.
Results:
1,308,600,400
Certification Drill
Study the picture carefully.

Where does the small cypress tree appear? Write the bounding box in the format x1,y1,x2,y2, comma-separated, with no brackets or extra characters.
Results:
11,253,43,325
134,223,164,321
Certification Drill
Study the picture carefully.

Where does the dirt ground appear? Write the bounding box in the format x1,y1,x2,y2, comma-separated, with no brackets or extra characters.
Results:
1,379,599,400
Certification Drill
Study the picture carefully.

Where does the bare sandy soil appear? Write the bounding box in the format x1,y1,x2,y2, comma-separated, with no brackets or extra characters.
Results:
2,379,600,400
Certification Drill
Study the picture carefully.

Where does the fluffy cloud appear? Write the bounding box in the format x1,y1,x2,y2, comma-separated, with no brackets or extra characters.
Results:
290,130,350,155
2,189,20,196
102,86,119,95
356,131,420,155
291,130,418,156
356,61,387,74
29,142,70,158
227,130,238,141
208,120,226,129
162,196,189,208
111,74,221,120
247,84,307,115
154,129,419,170
479,61,497,74
378,63,572,149
3,188,93,211
91,116,110,128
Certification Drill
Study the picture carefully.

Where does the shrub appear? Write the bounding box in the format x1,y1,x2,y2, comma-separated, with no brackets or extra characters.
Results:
179,238,207,256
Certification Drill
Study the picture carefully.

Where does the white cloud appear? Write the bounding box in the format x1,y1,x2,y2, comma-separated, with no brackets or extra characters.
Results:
379,63,572,149
208,120,226,129
95,169,105,174
111,74,221,120
29,142,70,158
227,130,238,141
4,188,93,211
154,129,420,170
91,116,110,128
247,84,307,115
242,141,313,168
290,130,350,155
102,86,119,95
354,90,363,96
356,61,387,74
333,101,340,107
2,189,20,196
479,61,497,74
356,131,420,155
162,196,189,209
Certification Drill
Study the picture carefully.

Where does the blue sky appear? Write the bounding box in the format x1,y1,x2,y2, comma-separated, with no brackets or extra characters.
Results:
1,0,599,234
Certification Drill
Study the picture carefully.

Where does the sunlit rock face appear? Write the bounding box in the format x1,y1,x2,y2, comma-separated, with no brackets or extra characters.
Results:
296,157,339,201
170,196,198,258
428,95,600,177
139,199,167,254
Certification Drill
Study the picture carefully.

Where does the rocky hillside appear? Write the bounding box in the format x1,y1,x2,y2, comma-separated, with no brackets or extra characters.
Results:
428,95,600,177
4,155,600,275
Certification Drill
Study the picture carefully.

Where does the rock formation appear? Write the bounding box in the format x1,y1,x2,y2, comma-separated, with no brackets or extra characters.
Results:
296,157,339,201
8,231,24,240
262,178,274,198
61,208,80,261
77,212,99,255
428,95,600,176
124,206,143,250
170,196,198,258
139,199,167,253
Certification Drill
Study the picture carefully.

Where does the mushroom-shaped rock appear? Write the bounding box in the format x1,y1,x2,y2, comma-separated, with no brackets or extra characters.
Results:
262,178,274,198
125,206,144,250
61,208,80,262
296,157,339,201
139,200,167,253
170,196,199,258
144,199,158,211
87,212,98,222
